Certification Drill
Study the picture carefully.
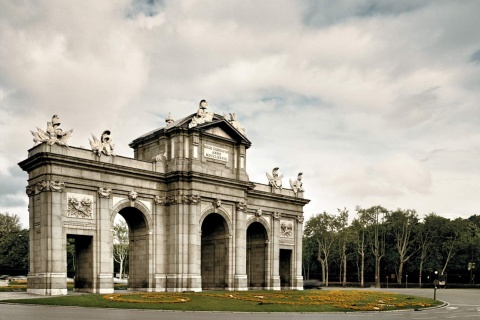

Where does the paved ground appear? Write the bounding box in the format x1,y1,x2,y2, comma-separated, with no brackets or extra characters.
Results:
1,288,479,320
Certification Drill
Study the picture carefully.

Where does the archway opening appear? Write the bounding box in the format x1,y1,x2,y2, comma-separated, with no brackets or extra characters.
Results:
201,213,229,290
280,249,292,289
113,215,129,286
247,222,267,289
66,234,94,292
117,206,149,289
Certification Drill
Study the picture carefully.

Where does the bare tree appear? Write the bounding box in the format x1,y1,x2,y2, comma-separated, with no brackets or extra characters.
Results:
113,220,129,279
353,206,369,288
388,209,419,284
337,208,349,287
304,212,339,286
365,206,388,288
417,213,438,287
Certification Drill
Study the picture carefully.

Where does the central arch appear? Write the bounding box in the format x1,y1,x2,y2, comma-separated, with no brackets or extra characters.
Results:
201,213,230,289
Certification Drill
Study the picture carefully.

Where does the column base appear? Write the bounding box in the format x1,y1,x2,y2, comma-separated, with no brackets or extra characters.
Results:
234,275,248,291
27,273,67,296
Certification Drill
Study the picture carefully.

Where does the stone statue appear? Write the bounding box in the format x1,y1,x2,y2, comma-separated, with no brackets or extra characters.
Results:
165,113,174,125
228,113,246,135
89,130,115,156
31,115,73,147
266,167,283,189
188,100,214,128
289,172,304,194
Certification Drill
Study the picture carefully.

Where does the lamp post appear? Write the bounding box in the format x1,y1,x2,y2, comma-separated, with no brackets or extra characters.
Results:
405,274,408,288
433,271,438,301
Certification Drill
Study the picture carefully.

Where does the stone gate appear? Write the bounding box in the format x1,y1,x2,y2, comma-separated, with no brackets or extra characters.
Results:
19,101,309,295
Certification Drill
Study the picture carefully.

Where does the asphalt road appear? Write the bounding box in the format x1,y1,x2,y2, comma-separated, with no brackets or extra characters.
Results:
1,288,479,320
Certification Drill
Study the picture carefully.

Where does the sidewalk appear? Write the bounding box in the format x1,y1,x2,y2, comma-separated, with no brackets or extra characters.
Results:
0,291,85,301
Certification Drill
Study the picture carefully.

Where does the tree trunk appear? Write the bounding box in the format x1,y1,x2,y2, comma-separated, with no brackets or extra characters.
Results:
397,260,404,284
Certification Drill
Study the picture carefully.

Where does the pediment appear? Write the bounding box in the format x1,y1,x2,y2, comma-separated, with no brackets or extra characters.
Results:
205,126,233,140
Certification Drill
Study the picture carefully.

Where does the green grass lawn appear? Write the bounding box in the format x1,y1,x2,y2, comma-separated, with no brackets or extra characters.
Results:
0,289,442,312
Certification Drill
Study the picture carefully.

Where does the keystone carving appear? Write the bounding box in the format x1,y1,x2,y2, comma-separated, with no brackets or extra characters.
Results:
273,212,281,220
213,198,222,208
255,209,262,217
297,215,305,223
128,190,138,202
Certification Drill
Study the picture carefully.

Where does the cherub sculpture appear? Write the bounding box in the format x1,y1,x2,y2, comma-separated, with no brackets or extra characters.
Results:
266,167,283,189
31,115,73,147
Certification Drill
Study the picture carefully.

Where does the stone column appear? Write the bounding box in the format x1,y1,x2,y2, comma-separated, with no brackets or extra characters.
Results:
153,195,167,291
95,187,114,293
187,194,202,291
270,212,281,290
28,180,67,295
293,215,304,289
234,202,248,290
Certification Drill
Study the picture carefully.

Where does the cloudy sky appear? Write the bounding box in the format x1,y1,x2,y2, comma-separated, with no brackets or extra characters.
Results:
1,0,479,228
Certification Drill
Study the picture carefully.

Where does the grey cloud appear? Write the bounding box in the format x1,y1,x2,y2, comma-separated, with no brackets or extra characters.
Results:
470,49,480,63
302,0,427,26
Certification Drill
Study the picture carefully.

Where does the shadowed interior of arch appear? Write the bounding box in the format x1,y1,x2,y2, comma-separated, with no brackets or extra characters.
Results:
201,213,229,290
117,207,149,289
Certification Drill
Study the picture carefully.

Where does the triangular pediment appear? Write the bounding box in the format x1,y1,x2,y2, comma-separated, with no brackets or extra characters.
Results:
205,126,233,139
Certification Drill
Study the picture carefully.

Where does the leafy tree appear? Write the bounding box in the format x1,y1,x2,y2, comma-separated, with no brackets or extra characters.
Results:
0,212,28,272
439,217,470,274
113,220,129,279
302,235,318,279
0,212,21,235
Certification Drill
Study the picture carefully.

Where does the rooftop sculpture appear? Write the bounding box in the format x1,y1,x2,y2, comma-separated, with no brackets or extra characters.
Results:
89,130,115,156
31,115,73,147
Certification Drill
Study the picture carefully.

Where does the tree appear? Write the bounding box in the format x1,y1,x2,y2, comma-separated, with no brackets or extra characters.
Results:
417,213,439,287
336,208,349,287
0,212,21,236
364,206,388,288
439,217,470,275
388,209,419,284
113,220,129,279
353,206,369,287
0,213,28,272
304,212,341,286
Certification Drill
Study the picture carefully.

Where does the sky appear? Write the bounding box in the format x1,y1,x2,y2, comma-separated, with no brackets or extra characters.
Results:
1,0,479,228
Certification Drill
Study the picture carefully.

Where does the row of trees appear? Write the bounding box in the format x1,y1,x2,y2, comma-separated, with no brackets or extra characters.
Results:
303,206,480,287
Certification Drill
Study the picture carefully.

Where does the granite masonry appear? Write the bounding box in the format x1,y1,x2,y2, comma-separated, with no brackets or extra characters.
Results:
19,102,310,295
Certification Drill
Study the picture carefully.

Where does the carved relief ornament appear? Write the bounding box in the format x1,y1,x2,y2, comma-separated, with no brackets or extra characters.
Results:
255,209,262,217
68,196,93,219
280,220,293,238
35,180,65,193
162,194,201,206
98,187,112,198
273,212,281,220
236,202,247,211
